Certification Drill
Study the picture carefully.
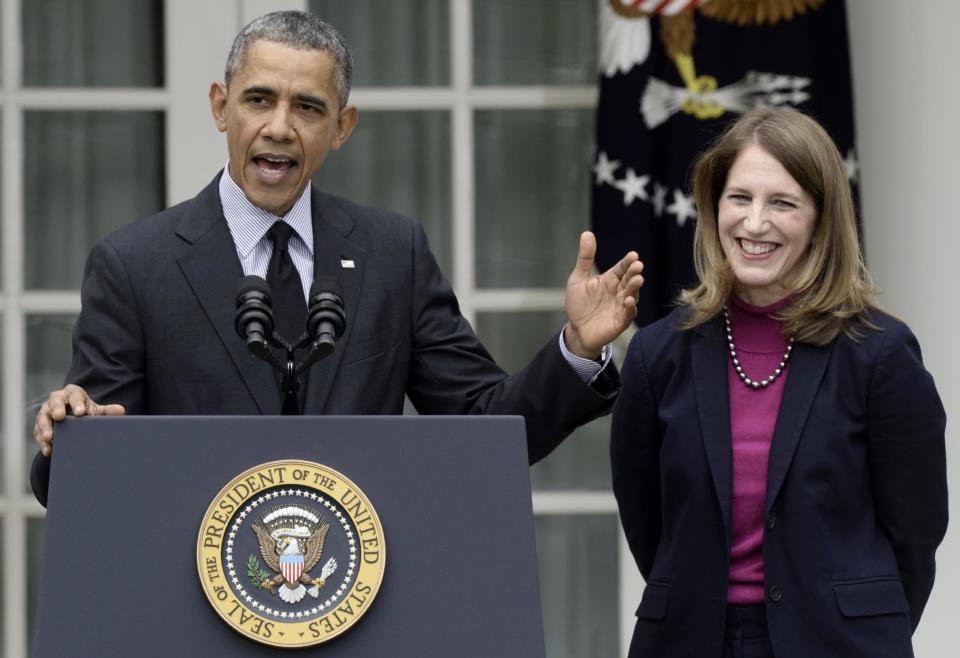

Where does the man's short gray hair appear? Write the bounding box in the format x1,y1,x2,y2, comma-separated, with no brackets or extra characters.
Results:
225,11,353,108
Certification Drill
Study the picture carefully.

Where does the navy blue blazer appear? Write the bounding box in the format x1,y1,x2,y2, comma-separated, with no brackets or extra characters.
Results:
31,173,618,504
612,307,947,658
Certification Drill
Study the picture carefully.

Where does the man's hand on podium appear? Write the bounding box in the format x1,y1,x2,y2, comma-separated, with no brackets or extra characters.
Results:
34,384,125,457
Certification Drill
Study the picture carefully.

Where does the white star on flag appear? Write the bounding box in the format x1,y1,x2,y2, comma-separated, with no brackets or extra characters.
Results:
843,148,859,183
593,151,620,186
615,168,650,206
666,189,696,228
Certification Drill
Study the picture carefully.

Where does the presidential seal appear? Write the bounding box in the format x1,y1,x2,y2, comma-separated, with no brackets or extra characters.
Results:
197,460,385,648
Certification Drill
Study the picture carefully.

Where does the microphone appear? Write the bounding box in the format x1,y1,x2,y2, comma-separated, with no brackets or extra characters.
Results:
235,275,274,359
307,276,346,358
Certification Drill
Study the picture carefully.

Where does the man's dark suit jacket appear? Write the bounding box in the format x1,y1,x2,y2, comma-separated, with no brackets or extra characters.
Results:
31,173,618,505
612,308,947,658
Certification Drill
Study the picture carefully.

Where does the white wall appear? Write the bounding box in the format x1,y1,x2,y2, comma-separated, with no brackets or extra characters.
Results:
847,1,960,655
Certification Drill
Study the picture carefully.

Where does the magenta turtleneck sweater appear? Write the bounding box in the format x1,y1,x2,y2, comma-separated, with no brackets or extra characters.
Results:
726,295,792,605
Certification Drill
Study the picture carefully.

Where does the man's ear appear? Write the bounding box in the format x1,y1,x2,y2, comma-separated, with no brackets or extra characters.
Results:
209,82,229,133
332,105,358,150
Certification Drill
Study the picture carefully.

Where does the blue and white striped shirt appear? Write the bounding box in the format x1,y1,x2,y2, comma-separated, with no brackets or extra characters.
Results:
219,165,314,302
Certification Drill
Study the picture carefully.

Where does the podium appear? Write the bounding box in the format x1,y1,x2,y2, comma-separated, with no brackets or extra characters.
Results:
33,416,546,657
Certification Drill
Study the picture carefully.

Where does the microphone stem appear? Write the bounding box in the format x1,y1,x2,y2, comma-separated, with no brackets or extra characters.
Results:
280,354,300,415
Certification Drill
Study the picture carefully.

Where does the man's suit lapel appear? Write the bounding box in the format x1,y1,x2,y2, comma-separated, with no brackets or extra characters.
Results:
691,318,734,543
764,340,832,512
174,173,281,414
301,190,367,414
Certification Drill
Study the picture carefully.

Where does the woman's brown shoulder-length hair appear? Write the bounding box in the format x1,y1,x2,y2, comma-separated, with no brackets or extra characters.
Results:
677,108,878,346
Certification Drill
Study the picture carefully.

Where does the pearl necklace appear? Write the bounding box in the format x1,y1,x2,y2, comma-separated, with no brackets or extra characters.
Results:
723,307,794,390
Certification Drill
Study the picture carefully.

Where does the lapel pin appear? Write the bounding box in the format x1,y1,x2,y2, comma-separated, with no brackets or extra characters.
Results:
340,259,355,269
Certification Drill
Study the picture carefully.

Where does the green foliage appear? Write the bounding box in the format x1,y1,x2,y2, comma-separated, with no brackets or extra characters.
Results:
247,555,271,589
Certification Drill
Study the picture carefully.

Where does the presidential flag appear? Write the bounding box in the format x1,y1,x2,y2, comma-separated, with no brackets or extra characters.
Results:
592,0,858,325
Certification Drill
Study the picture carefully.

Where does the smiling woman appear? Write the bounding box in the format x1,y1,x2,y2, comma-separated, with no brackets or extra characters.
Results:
716,144,817,307
612,108,947,658
680,108,872,346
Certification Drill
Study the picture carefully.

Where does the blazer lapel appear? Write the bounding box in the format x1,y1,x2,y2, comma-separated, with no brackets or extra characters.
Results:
764,340,833,512
301,190,367,414
174,173,281,414
691,318,734,542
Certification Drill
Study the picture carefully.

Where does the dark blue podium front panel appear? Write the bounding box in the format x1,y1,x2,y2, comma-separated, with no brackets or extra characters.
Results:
34,416,545,657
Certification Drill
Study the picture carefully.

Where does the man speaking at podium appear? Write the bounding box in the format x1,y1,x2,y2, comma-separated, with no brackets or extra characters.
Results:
30,11,644,505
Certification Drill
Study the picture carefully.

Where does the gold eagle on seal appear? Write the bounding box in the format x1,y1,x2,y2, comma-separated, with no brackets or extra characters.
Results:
251,505,338,604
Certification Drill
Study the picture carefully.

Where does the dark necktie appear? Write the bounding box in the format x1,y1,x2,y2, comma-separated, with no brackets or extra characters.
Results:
266,222,306,345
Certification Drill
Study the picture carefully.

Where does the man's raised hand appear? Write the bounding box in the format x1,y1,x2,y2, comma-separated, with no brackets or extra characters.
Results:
563,231,644,358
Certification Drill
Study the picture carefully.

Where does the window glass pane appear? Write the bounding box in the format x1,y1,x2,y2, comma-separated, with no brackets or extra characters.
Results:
475,311,611,490
313,110,452,273
0,127,3,290
24,314,76,489
0,319,4,492
0,525,4,647
532,416,610,491
23,0,163,87
309,0,450,87
28,518,45,652
474,0,597,86
536,514,619,658
475,109,593,288
24,112,165,290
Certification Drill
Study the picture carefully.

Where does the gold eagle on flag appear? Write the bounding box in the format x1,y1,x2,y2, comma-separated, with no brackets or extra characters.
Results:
604,0,825,121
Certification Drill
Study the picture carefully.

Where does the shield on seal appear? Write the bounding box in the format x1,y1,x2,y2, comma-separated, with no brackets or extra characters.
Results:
279,554,305,583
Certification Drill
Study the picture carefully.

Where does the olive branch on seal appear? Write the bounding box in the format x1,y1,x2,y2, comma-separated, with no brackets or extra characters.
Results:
247,555,271,589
